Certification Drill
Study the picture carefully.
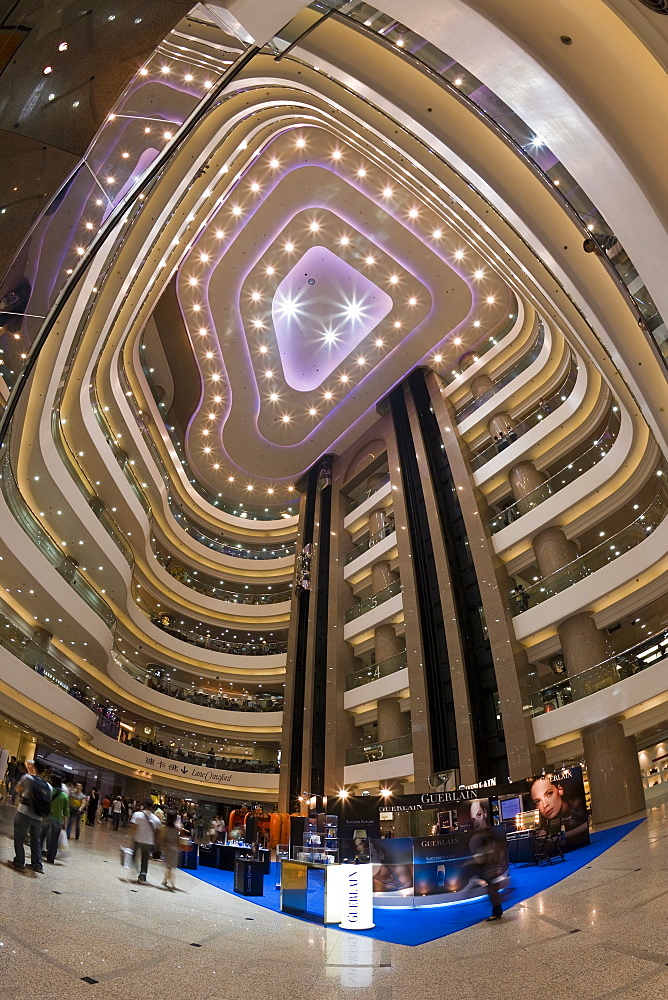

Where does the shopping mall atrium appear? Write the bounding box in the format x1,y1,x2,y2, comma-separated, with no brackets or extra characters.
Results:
1,0,668,993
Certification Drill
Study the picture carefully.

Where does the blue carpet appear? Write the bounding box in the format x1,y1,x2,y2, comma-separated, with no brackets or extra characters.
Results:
186,820,643,946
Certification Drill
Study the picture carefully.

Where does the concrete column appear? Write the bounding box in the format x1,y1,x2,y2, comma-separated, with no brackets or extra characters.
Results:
377,697,410,743
582,718,645,826
374,623,402,662
558,613,609,676
24,628,53,669
368,508,385,536
508,460,547,501
371,559,396,593
488,412,517,438
471,374,494,398
533,526,578,578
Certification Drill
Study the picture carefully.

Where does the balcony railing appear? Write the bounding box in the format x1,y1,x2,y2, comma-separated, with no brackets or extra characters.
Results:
345,650,407,691
438,312,519,387
345,473,391,515
510,475,668,615
345,523,396,564
113,650,284,712
491,406,621,534
345,580,403,623
151,535,291,604
126,738,280,773
469,360,578,472
527,627,668,717
345,734,413,766
319,2,667,371
455,321,545,422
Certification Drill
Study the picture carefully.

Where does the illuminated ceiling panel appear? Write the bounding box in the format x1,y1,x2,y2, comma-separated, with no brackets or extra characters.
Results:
160,118,512,500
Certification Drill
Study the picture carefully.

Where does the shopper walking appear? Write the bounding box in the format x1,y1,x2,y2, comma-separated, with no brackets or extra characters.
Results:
11,759,52,873
4,755,18,801
161,810,181,890
111,796,123,830
128,799,161,883
42,775,69,865
67,782,86,839
86,787,99,828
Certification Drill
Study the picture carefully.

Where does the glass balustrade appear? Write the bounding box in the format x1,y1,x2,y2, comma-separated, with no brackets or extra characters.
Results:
345,522,396,564
491,407,621,533
469,360,578,472
151,536,291,604
345,473,391,514
345,733,413,765
134,590,288,654
510,475,668,615
345,650,407,690
0,453,116,629
112,649,284,713
455,321,545,422
125,737,280,773
345,580,403,623
313,2,667,369
438,313,520,387
527,627,668,717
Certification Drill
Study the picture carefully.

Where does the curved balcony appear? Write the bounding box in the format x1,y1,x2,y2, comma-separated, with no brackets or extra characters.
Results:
345,474,391,516
1,453,115,629
151,534,291,604
490,406,621,534
528,626,668,718
438,312,519,388
331,3,666,369
345,580,402,624
510,475,668,617
345,522,396,564
455,320,545,423
125,736,279,774
345,734,412,766
469,361,578,472
345,650,407,691
111,649,284,717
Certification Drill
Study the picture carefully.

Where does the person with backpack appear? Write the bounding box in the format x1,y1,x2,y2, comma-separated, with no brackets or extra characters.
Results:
11,759,52,872
42,775,69,864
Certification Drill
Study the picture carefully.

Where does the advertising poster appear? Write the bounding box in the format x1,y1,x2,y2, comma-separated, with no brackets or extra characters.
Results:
456,797,493,833
412,829,508,898
369,838,414,894
500,767,589,851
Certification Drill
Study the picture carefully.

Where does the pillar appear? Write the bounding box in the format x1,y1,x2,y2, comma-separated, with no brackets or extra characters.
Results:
376,697,410,743
558,613,609,676
371,559,396,593
582,718,645,826
374,623,402,662
488,412,517,438
471,374,494,398
23,627,53,669
532,526,578,578
508,460,547,502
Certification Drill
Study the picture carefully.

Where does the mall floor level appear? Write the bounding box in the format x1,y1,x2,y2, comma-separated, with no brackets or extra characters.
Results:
2,801,668,1000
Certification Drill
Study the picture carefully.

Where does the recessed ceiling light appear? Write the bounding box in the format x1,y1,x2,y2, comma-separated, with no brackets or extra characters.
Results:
215,229,225,239
382,186,393,198
284,242,295,253
453,337,462,345
432,228,443,239
265,266,275,275
454,249,465,260
389,275,399,284
188,276,198,286
269,392,278,402
232,205,242,216
357,167,367,178
199,252,209,263
408,208,419,219
357,357,366,365
434,354,443,363
281,415,290,423
324,391,333,400
309,408,317,416
339,236,350,246
394,320,401,329
375,338,384,347
295,137,305,148
185,73,193,82
408,296,417,306
473,320,481,327
309,221,320,232
364,255,375,265
486,295,495,304
331,149,342,160
250,182,260,192
269,157,279,169
474,269,485,279
340,374,349,383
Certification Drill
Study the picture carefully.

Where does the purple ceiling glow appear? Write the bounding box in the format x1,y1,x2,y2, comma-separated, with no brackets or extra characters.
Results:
271,245,393,391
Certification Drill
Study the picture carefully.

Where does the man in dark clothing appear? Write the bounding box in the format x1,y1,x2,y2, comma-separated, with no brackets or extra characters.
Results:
12,759,50,872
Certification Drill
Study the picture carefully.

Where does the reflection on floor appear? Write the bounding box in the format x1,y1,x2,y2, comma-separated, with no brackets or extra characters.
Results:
2,802,668,999
189,821,643,946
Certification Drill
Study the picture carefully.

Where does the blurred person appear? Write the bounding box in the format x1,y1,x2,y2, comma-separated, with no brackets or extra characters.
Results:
86,788,99,828
128,799,161,883
468,828,508,922
11,759,52,873
4,755,18,801
42,775,69,865
67,782,86,839
111,796,123,830
100,795,111,822
161,810,181,890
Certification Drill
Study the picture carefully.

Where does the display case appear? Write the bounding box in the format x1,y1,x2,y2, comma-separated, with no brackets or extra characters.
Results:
291,813,338,863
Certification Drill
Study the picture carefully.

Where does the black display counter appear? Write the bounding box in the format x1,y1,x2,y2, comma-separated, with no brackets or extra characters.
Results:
217,844,270,873
234,858,265,896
